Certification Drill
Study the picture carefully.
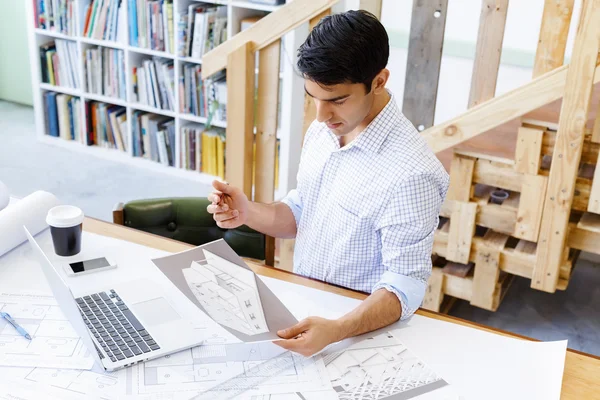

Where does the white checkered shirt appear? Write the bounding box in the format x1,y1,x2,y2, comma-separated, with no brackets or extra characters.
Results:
281,91,449,320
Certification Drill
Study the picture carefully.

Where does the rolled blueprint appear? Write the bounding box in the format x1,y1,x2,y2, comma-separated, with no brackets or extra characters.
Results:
0,190,61,257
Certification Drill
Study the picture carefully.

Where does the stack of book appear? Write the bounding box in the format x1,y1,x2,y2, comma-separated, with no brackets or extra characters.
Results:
85,102,128,151
34,0,76,35
43,92,83,142
84,47,126,100
132,58,175,111
179,67,226,121
128,0,175,53
178,3,227,58
40,40,80,89
82,0,126,42
180,125,225,179
132,112,175,166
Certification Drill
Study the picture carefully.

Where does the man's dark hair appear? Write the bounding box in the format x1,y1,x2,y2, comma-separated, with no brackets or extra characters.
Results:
297,10,389,93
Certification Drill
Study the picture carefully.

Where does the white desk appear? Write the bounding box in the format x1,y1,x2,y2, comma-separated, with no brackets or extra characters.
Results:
0,217,597,400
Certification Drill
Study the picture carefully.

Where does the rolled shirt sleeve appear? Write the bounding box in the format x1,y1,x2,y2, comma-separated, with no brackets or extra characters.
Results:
281,189,303,228
372,173,446,320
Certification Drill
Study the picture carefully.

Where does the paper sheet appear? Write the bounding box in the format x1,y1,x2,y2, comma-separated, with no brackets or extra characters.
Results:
0,290,95,369
258,276,568,400
151,241,299,343
0,191,60,257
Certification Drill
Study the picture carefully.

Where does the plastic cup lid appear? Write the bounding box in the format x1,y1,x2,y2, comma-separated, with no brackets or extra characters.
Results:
46,205,84,228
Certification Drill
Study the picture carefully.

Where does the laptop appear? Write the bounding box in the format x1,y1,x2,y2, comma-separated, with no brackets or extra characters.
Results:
24,227,205,371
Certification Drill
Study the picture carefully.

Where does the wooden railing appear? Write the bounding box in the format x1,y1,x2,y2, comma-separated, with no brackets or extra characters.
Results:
201,0,599,284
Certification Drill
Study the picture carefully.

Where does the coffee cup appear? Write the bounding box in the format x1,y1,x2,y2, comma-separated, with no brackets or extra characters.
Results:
46,205,84,257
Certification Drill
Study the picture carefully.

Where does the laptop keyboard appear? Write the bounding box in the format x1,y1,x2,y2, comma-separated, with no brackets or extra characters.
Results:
75,289,160,362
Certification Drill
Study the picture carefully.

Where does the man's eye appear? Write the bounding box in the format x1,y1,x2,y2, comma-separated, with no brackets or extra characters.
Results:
333,100,346,105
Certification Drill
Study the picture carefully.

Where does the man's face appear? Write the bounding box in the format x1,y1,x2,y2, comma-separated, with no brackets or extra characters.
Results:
304,79,374,137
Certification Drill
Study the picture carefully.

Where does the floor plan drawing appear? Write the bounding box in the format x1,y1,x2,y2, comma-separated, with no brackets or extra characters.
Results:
320,331,450,400
0,365,130,400
135,342,332,398
183,249,269,336
0,291,94,369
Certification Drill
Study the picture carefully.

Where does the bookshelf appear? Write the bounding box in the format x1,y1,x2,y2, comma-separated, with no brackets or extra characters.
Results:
26,0,303,199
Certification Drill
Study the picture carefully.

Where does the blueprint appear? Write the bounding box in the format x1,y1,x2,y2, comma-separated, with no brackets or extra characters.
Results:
183,249,269,336
0,291,95,369
136,342,331,398
152,239,298,342
319,330,452,400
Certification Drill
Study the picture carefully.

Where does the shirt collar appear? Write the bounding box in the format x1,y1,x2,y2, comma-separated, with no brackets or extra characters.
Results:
328,90,401,154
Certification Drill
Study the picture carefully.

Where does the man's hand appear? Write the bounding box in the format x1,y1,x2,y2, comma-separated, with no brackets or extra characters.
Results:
274,317,343,357
207,180,249,229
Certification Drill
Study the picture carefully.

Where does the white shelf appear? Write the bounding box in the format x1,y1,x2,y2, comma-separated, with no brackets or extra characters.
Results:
231,1,283,12
34,28,76,41
84,93,128,107
129,103,176,118
128,46,176,59
40,83,82,97
27,0,303,195
180,114,228,128
80,37,126,50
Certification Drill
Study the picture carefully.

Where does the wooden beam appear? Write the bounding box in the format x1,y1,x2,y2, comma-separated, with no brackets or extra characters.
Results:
422,268,445,312
533,0,600,292
254,40,281,268
421,63,600,154
514,126,544,174
402,0,448,130
358,0,382,19
225,42,255,198
446,202,477,263
515,174,548,241
533,0,575,78
447,154,475,202
471,246,501,310
254,40,281,204
592,101,600,143
468,0,509,108
201,0,340,78
302,8,331,142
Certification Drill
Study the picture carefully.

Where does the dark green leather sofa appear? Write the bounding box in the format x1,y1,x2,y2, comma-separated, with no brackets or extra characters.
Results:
113,197,269,262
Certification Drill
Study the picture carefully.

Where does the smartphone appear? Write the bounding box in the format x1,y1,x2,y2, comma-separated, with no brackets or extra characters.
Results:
64,257,117,276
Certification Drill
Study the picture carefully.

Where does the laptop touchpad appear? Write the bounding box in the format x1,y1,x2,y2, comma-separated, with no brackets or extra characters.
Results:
132,297,181,326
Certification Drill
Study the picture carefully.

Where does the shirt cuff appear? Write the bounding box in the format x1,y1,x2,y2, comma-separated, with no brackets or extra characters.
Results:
280,189,302,227
372,271,427,320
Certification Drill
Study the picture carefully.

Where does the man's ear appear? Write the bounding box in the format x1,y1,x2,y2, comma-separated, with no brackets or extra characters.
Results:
372,69,390,94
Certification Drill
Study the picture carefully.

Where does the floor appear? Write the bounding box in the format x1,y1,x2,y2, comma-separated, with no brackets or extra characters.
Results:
1,101,599,357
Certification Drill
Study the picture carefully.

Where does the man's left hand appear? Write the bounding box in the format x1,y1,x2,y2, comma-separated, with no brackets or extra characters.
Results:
274,317,343,357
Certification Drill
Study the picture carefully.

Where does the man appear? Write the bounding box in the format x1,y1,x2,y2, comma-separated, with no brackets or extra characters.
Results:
207,10,449,356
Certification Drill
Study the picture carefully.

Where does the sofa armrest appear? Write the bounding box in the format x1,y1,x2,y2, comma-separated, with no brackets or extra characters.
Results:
113,202,124,225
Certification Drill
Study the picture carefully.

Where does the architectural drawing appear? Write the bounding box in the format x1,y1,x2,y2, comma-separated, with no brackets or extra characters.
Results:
0,291,94,369
136,342,331,398
183,249,269,336
0,364,130,400
320,331,449,400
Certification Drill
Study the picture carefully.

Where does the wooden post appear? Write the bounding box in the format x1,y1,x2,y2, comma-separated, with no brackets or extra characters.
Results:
468,0,509,108
281,8,331,271
514,126,544,175
447,202,477,264
515,174,548,241
402,0,448,131
255,40,281,267
447,154,475,202
301,8,331,142
226,42,255,198
533,0,600,292
422,268,445,312
533,0,575,78
358,0,382,19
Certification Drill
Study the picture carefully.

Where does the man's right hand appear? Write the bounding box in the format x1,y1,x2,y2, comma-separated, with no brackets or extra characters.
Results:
207,180,249,229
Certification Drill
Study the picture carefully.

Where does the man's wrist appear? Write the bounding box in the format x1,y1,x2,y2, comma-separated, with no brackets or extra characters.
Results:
333,317,353,343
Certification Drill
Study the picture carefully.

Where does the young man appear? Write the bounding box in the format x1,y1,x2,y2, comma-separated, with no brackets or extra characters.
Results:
207,10,449,356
